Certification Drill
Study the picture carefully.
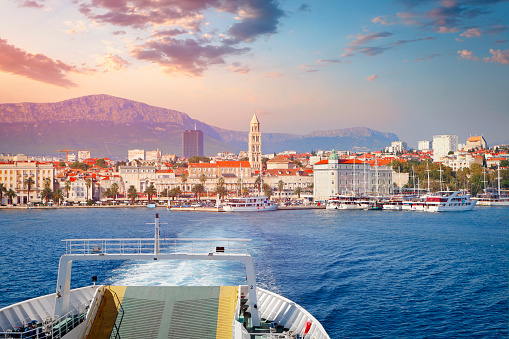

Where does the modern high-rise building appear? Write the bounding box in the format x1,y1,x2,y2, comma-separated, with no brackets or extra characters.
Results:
433,135,458,160
182,130,203,158
248,113,262,172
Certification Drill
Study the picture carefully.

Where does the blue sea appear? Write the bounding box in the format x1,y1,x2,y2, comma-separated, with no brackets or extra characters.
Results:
0,207,507,338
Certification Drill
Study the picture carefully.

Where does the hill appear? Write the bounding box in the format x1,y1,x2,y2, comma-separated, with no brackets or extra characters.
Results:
0,95,399,159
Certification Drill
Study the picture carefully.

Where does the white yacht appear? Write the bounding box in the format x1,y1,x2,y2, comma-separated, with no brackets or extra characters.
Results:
326,195,364,210
0,215,329,339
472,166,509,206
424,191,477,212
223,195,277,212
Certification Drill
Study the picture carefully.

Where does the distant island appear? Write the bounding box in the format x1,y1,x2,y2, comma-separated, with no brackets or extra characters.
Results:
0,95,399,159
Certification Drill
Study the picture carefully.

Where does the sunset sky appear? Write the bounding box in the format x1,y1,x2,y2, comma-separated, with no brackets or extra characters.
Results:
1,0,508,147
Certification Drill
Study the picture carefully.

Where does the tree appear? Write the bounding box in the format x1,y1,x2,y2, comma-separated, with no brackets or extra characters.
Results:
263,183,273,199
6,189,17,205
500,160,509,168
188,156,210,163
239,157,249,161
170,187,182,201
44,177,51,189
0,183,6,205
70,161,90,171
278,180,284,200
216,186,228,200
294,187,303,198
127,185,138,204
64,180,71,198
181,173,188,191
102,188,112,199
261,157,269,166
254,176,262,192
85,178,92,201
40,187,53,205
58,161,66,167
199,174,207,196
53,189,64,205
24,176,35,204
96,158,107,168
144,184,157,202
192,184,205,200
110,182,119,201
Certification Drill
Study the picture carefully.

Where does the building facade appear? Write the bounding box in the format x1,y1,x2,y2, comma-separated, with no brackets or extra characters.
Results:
182,130,204,158
0,161,55,204
248,114,262,172
128,149,145,162
465,136,487,151
433,135,458,160
313,151,393,201
418,140,432,152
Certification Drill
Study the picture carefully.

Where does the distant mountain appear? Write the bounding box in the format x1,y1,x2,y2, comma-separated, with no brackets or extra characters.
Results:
0,95,399,159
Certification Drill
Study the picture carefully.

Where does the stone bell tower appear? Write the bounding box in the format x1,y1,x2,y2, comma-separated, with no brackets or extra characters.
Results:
248,113,262,172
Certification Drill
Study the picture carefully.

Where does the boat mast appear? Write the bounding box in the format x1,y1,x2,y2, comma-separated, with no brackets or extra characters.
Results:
375,157,379,196
426,161,431,193
482,167,488,194
498,165,501,196
412,165,416,194
439,163,443,191
353,157,356,195
363,153,367,196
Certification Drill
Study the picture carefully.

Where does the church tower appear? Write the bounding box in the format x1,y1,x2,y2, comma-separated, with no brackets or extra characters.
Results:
248,113,262,172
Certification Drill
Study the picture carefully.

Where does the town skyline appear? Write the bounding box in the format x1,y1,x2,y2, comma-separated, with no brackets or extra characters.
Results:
1,0,508,146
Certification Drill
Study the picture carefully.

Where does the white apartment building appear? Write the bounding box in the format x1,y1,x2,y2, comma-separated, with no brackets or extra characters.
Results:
128,149,145,162
433,135,458,160
0,161,55,204
78,151,90,162
313,151,393,201
146,149,162,161
418,140,432,152
119,165,157,193
442,153,482,171
385,141,407,154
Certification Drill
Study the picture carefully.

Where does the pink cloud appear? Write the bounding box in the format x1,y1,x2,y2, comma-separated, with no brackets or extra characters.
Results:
371,16,396,25
483,49,509,64
130,38,249,76
0,38,77,87
434,26,459,33
460,28,482,38
347,31,393,47
366,74,378,82
15,0,45,8
457,49,479,61
96,54,130,71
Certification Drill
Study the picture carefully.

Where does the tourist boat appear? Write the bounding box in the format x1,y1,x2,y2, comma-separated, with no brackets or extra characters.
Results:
147,203,157,208
326,195,363,210
472,166,509,206
0,215,329,339
223,195,277,212
473,194,509,206
424,190,476,212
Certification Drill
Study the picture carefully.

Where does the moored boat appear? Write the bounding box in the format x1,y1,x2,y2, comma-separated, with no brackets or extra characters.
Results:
223,195,277,212
424,190,476,212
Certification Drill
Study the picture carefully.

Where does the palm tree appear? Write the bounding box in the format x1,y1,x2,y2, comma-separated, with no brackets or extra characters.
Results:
181,173,188,191
41,187,53,205
294,187,303,199
85,178,92,201
215,186,228,201
24,176,35,204
237,178,242,196
263,183,273,199
127,185,138,204
277,180,284,200
43,177,51,189
102,188,112,199
169,187,182,202
0,183,6,205
192,184,205,201
199,174,207,196
110,182,119,201
144,184,157,203
254,176,262,192
53,189,64,205
6,189,17,205
64,180,71,199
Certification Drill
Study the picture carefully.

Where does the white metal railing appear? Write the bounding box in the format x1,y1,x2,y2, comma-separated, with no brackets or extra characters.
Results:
0,303,88,339
62,238,251,256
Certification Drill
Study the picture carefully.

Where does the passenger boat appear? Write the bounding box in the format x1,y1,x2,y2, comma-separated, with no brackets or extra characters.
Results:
473,194,509,206
424,191,476,212
0,215,329,339
223,195,277,212
326,195,363,210
147,203,157,208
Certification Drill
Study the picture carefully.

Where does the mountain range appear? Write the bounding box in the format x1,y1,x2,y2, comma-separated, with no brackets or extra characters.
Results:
0,95,399,160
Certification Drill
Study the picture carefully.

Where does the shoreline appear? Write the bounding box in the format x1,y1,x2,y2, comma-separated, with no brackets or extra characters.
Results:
0,205,325,211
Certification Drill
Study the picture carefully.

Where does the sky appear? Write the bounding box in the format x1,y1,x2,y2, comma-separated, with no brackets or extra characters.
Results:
0,0,508,148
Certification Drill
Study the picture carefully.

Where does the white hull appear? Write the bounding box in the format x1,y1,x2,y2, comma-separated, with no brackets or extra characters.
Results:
223,204,278,212
474,198,509,206
426,201,477,212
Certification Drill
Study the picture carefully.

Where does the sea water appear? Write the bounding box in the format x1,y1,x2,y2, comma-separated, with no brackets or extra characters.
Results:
0,207,507,338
